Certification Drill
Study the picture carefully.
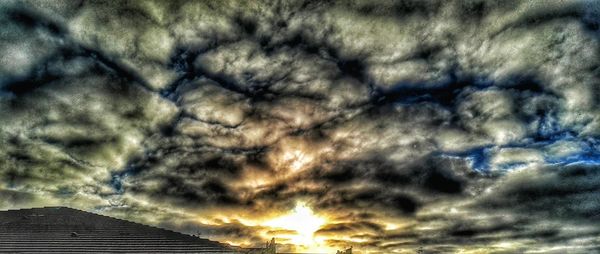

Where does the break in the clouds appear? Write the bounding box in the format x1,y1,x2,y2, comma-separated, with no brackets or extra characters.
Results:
1,0,599,253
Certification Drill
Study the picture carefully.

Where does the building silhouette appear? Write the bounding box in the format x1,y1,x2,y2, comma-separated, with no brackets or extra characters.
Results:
0,207,239,253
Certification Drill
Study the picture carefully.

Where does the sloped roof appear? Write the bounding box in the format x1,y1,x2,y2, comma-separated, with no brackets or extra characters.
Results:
0,207,240,253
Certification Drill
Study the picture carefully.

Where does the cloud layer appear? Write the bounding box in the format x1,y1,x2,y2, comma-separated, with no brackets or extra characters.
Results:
1,0,599,253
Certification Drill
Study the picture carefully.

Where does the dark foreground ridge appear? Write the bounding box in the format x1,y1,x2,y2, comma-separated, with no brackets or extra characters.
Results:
0,207,239,253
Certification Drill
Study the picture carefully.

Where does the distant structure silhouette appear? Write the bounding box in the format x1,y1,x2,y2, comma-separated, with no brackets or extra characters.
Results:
246,238,276,254
336,247,352,254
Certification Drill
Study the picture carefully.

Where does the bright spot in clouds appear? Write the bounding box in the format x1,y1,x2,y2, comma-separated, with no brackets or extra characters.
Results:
264,202,325,246
282,150,312,172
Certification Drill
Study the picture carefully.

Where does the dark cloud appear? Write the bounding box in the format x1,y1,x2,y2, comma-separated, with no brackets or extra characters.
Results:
316,221,384,236
477,164,600,220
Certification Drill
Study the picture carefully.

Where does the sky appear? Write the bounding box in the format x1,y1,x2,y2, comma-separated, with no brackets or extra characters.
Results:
1,0,600,253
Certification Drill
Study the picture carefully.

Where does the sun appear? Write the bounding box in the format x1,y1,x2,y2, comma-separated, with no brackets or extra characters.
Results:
264,202,325,246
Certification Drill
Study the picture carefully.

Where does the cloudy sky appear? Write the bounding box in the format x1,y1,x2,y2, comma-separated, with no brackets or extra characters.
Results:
1,0,600,253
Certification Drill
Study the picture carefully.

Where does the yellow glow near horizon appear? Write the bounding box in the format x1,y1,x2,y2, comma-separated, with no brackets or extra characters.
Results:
198,202,336,253
264,202,325,247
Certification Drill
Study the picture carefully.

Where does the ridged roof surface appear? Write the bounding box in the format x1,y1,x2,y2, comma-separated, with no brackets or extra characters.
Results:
0,207,240,253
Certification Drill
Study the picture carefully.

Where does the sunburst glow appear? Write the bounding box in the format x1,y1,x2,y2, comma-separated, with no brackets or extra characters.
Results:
264,202,325,246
